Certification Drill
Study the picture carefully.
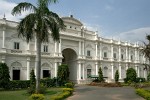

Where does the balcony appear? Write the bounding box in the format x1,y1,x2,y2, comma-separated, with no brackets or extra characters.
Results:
103,57,109,60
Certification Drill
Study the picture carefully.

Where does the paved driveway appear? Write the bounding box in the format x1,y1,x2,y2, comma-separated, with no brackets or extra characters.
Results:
67,85,144,100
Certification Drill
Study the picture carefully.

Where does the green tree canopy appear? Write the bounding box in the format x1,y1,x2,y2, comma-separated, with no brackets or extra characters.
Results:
126,68,137,82
98,67,104,82
57,64,69,86
115,70,119,83
0,63,10,89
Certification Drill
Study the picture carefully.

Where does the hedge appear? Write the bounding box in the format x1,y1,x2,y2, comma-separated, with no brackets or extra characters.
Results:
29,94,45,100
8,80,30,89
50,88,73,100
2,78,57,90
136,88,150,100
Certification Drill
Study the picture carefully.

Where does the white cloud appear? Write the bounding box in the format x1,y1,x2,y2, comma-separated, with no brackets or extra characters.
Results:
0,0,31,22
105,5,114,11
116,27,150,43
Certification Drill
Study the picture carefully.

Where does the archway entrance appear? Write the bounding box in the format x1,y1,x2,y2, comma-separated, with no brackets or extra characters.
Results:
62,48,77,82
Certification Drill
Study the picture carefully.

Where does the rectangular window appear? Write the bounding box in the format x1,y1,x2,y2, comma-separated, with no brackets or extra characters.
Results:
43,45,48,52
113,53,116,58
87,50,91,56
14,42,19,49
104,52,107,58
121,54,124,59
131,55,133,60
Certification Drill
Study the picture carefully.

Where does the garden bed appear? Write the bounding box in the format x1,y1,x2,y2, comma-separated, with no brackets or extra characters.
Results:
89,82,122,87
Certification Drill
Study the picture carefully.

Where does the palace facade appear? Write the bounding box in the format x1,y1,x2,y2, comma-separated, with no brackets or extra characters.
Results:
0,15,148,84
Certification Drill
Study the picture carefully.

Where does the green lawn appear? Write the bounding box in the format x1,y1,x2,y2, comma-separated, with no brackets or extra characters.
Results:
0,88,62,100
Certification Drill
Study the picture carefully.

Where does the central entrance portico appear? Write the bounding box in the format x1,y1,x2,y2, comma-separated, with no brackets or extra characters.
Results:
62,48,78,83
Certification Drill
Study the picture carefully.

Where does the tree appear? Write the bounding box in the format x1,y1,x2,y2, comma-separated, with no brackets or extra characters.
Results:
126,68,137,82
147,73,150,81
141,35,150,73
11,0,65,93
115,70,119,83
98,67,104,82
0,63,10,89
30,69,36,86
57,64,69,86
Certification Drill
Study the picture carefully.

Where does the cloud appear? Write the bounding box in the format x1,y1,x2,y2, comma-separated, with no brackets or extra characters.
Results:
105,5,114,11
116,27,150,43
0,0,31,21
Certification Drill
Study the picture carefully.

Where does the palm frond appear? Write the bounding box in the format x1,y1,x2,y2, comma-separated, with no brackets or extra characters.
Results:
18,13,36,43
12,2,37,16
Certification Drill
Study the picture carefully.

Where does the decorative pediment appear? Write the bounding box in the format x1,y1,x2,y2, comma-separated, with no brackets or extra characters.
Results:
62,16,83,26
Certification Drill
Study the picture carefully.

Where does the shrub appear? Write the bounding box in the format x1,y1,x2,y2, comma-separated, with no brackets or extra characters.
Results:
136,88,150,100
9,80,30,89
30,69,36,87
40,77,57,87
50,88,73,100
27,85,35,94
126,68,137,83
65,82,74,88
136,77,146,83
62,88,73,94
57,64,69,86
123,78,128,83
29,94,45,100
147,73,150,81
98,67,104,82
0,63,10,89
115,70,119,83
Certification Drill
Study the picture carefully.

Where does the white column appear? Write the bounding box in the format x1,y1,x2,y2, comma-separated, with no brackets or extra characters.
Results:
54,62,57,77
27,42,30,51
95,62,98,75
82,64,85,80
111,45,113,61
137,49,139,62
119,46,121,61
79,41,81,57
27,57,30,80
10,67,13,80
111,63,114,79
99,43,102,60
55,42,57,56
135,48,137,62
2,27,6,48
126,63,128,70
82,42,85,56
78,63,81,80
119,64,121,79
137,66,140,77
128,48,131,62
59,39,61,54
126,47,128,62
95,43,98,57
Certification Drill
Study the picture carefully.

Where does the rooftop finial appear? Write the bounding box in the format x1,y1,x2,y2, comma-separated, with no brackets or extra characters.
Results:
3,13,6,20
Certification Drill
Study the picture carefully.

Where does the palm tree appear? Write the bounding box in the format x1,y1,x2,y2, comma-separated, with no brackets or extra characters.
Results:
11,0,65,93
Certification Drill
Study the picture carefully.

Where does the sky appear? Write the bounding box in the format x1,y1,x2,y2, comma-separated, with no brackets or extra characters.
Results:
0,0,150,43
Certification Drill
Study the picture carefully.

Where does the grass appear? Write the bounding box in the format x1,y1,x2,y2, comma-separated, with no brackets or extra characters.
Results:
0,88,62,100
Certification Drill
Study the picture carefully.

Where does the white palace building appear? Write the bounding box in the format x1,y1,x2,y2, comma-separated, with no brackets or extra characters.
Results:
0,15,148,84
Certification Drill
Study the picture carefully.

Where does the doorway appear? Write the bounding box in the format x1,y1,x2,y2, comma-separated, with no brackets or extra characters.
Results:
13,70,20,80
